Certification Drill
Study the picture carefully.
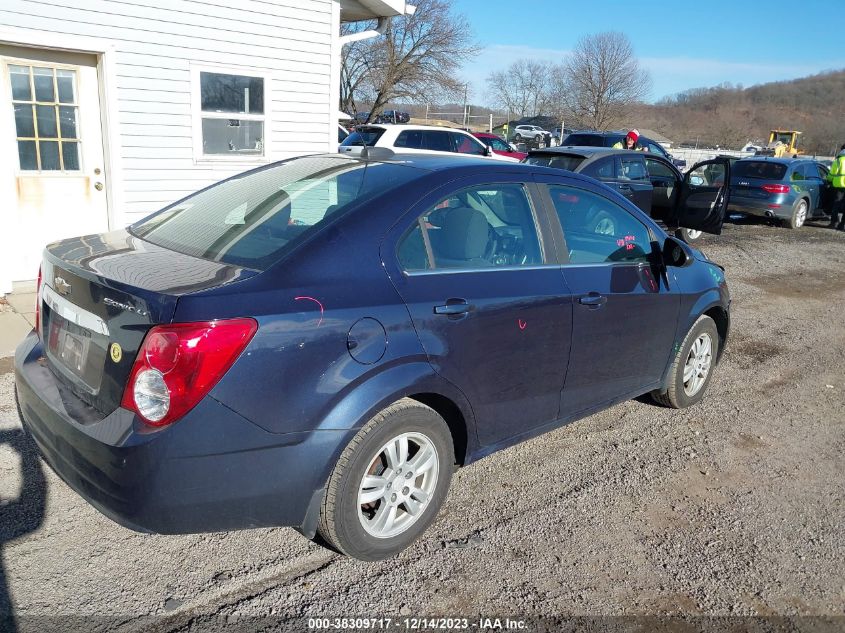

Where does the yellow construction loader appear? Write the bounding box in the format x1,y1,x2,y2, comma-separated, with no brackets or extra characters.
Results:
756,130,803,157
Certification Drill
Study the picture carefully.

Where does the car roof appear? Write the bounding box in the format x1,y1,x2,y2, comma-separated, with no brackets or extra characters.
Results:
319,152,605,182
355,124,472,133
472,132,500,138
735,156,801,165
530,146,634,159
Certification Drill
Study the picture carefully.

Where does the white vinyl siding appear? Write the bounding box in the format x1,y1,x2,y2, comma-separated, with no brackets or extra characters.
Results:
1,0,336,223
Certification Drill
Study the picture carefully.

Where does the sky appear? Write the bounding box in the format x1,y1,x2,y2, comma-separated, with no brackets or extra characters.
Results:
449,0,840,105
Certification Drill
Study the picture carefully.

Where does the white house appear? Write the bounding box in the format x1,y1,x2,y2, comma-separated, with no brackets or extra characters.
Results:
0,0,414,294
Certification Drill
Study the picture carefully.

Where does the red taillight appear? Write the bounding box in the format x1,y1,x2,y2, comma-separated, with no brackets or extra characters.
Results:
121,318,258,427
762,184,790,194
35,265,43,339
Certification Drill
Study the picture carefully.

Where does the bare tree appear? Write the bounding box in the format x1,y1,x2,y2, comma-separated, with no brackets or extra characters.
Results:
340,0,479,121
486,59,552,119
562,32,651,130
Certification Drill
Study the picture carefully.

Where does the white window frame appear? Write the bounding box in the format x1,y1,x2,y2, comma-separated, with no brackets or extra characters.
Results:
190,63,270,164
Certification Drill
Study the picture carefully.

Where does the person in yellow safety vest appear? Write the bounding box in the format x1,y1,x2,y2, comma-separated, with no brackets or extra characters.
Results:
828,143,845,231
612,129,647,151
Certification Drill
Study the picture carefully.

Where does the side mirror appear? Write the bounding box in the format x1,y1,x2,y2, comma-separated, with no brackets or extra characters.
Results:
662,236,691,268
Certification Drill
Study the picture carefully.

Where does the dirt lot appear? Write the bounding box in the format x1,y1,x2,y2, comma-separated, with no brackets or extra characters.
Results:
1,217,844,632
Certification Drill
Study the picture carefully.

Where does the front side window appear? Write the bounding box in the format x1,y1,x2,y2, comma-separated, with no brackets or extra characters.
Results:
198,71,265,157
645,157,676,179
489,137,511,152
547,185,651,265
451,132,485,155
132,156,419,270
397,184,543,271
9,64,80,171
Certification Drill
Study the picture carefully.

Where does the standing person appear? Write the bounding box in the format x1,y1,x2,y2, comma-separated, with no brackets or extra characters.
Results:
613,129,641,150
828,143,845,231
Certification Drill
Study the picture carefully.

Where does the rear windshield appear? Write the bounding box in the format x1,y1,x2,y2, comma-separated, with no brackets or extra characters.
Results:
340,127,385,147
130,156,419,270
524,154,586,171
733,161,788,180
562,134,616,147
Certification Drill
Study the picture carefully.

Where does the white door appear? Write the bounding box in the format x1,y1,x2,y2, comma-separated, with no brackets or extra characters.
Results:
0,45,109,292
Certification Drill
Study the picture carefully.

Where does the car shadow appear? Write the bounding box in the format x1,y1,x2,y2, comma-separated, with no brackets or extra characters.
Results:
0,427,47,633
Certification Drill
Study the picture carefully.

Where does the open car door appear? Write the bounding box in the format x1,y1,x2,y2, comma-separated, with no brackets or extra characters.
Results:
672,158,731,235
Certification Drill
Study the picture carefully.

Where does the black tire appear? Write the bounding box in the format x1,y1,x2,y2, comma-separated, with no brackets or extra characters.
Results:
651,315,719,409
318,398,454,561
514,133,522,142
784,198,808,229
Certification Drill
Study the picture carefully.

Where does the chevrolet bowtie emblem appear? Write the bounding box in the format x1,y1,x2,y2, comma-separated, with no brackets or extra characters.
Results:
54,277,72,295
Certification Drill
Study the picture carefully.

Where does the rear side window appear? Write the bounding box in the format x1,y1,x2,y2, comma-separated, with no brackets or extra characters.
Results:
397,183,543,271
340,127,385,147
580,156,615,179
525,154,585,171
132,156,420,270
395,130,424,149
619,156,649,181
547,185,651,265
733,161,788,180
646,142,668,157
421,130,453,152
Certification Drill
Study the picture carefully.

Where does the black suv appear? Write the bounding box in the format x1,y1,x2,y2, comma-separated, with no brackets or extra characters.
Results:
562,131,686,169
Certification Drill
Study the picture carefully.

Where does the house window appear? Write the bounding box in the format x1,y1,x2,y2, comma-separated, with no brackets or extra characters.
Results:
9,64,80,171
197,71,265,157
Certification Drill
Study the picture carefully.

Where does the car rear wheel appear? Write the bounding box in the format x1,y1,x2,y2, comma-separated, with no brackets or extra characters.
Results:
676,227,703,243
514,133,523,142
317,398,454,561
651,315,719,409
785,199,808,229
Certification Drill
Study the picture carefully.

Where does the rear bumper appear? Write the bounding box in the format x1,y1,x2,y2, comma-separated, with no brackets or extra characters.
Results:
14,332,345,535
729,197,792,219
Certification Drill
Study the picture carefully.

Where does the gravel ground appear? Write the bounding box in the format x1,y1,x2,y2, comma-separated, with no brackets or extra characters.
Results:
1,217,844,632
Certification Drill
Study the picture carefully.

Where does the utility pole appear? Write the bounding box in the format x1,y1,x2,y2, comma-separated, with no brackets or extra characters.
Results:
462,82,468,127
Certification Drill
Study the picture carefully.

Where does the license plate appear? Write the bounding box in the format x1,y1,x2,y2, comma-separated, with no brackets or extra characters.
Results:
48,316,92,375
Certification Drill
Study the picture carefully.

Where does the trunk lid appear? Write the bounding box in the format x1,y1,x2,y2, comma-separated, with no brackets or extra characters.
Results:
39,229,256,418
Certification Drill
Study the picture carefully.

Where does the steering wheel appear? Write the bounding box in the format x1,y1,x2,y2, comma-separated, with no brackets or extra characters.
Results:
484,226,502,264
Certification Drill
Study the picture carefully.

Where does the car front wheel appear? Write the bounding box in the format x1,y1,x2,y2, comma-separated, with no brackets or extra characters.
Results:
676,227,703,243
318,398,454,560
651,315,719,408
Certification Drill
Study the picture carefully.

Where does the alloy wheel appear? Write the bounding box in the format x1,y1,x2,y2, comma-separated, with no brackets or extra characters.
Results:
683,333,713,396
357,432,439,539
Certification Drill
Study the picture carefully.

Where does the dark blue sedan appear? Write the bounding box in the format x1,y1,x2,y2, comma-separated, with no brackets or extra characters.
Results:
15,153,730,560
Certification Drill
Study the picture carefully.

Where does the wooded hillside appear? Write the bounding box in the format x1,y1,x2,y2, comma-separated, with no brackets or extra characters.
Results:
632,70,845,154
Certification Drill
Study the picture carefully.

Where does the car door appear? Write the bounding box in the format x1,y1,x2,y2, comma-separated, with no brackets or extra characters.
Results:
535,177,680,415
645,156,681,222
800,163,824,212
616,154,653,213
671,158,731,234
384,176,573,447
